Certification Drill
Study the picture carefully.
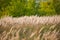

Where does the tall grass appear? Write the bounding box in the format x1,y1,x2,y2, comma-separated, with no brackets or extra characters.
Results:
0,16,60,40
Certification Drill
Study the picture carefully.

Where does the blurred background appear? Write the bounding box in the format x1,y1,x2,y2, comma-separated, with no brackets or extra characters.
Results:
0,0,60,17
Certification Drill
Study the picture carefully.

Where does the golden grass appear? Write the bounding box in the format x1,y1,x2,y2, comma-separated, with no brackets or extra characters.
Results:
0,16,60,40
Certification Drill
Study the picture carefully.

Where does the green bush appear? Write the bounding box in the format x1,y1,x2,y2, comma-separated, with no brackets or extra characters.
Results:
53,0,60,14
0,0,59,17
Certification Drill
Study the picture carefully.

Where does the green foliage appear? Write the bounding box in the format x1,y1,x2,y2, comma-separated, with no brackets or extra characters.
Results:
53,0,60,14
38,0,56,16
0,0,59,17
0,0,11,9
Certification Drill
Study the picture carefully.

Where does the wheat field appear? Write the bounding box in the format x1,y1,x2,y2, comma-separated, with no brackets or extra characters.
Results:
0,16,60,40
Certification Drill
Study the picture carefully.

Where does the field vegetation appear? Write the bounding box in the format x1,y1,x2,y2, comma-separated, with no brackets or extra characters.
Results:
0,16,60,40
0,0,60,40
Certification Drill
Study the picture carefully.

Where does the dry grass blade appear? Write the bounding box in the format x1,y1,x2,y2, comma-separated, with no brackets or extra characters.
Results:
0,16,60,40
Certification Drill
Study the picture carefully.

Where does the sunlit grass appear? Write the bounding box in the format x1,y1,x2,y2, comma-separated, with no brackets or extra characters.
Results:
0,16,60,40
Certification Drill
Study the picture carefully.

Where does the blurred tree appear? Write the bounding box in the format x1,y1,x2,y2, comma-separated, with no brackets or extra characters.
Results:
25,0,36,16
38,0,56,16
0,0,11,10
1,0,36,17
4,0,27,17
0,0,59,17
0,0,11,17
53,0,60,14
